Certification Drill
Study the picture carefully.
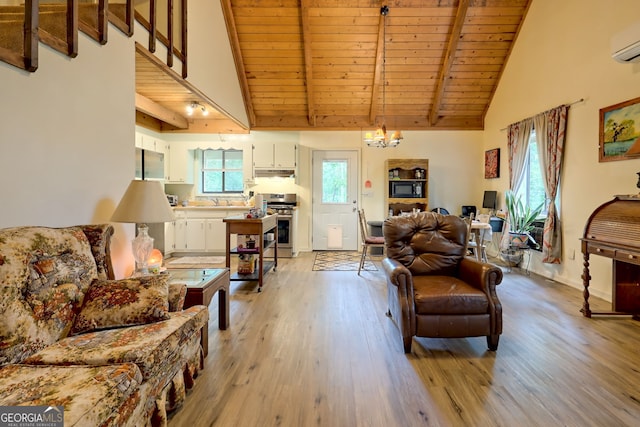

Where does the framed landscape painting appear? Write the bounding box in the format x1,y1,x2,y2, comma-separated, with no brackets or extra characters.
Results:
599,96,640,162
484,148,500,179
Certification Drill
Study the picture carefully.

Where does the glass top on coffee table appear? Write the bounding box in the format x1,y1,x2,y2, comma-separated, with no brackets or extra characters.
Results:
167,268,227,288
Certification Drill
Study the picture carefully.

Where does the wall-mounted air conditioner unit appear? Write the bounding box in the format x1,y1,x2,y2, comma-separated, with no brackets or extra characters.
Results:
611,21,640,63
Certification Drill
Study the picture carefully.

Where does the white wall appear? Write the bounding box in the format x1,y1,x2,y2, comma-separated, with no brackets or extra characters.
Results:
186,1,248,127
0,32,137,278
484,0,640,300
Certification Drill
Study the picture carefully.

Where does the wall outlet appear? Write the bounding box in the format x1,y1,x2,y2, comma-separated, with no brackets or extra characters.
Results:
568,249,575,260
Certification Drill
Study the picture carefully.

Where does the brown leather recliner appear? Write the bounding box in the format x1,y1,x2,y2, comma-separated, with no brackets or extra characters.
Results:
382,212,503,353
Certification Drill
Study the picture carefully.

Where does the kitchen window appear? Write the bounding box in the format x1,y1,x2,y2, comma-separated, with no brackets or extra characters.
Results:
202,149,243,193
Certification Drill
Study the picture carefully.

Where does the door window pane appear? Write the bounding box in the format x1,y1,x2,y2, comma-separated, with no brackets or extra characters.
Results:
322,160,348,203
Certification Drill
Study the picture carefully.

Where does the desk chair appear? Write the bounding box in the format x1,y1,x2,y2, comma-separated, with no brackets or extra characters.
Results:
357,209,385,275
431,207,450,215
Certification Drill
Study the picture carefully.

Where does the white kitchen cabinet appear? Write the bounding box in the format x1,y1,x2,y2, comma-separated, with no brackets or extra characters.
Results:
135,132,167,154
135,132,169,180
174,219,187,251
172,209,249,254
166,145,194,184
253,141,297,169
205,218,226,253
164,221,175,255
184,219,206,251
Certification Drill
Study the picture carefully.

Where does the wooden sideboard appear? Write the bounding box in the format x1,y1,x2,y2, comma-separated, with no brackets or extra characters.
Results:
581,195,640,319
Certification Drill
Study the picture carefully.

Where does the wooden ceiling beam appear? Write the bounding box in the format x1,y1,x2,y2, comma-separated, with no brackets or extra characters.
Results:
429,0,469,126
161,119,250,134
220,0,256,127
300,0,316,127
135,92,189,129
252,114,483,131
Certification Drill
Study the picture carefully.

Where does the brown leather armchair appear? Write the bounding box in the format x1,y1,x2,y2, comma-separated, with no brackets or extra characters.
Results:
382,212,503,353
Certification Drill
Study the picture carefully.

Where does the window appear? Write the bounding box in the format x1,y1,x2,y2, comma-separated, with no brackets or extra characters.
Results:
515,130,557,252
322,160,348,203
202,149,243,193
515,130,548,216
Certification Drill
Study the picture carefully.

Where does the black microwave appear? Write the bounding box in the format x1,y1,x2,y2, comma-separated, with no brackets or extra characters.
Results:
390,181,420,198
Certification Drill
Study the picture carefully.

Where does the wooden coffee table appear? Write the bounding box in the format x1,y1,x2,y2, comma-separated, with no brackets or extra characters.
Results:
167,268,230,357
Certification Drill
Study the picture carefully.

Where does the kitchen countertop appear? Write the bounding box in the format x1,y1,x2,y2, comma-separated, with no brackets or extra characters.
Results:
173,205,252,211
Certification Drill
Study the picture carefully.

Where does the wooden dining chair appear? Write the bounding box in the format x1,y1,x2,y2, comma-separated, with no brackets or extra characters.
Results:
465,213,490,262
357,209,385,275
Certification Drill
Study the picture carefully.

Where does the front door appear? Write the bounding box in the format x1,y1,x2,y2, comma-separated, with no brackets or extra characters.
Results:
312,150,359,250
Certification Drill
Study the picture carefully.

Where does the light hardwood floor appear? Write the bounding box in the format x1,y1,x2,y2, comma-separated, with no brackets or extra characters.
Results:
168,252,640,427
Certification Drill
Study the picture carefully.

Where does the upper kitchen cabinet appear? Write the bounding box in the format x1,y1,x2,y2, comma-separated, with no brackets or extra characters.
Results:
135,132,167,154
135,132,168,180
253,141,297,169
166,145,195,184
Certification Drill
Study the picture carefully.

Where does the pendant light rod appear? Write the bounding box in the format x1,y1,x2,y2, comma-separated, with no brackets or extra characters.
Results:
364,5,402,148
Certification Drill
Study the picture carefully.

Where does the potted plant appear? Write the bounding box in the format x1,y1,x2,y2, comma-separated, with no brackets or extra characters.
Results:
504,190,544,249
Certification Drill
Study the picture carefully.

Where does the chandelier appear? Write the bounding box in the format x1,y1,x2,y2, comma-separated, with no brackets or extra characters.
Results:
364,5,402,148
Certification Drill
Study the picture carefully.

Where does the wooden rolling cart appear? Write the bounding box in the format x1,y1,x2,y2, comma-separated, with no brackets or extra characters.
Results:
224,214,278,292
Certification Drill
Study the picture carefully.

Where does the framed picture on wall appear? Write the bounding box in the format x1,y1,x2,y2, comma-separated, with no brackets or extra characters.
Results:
484,148,500,179
599,96,640,162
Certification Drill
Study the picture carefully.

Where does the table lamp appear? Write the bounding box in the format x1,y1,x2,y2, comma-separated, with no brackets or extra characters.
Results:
111,180,175,275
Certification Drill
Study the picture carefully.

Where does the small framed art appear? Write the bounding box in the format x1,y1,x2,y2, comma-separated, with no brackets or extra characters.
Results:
484,148,500,179
599,96,640,162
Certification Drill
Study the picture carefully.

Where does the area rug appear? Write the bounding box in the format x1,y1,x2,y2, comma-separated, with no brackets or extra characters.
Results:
312,251,378,271
166,256,225,267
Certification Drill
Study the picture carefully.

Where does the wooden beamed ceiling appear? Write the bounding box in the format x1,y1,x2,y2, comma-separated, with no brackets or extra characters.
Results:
222,0,531,131
136,0,531,133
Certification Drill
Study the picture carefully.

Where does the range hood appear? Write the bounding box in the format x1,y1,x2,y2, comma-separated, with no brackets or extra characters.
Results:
254,169,296,178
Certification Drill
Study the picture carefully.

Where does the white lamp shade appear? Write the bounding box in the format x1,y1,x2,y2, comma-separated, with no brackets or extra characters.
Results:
111,180,175,224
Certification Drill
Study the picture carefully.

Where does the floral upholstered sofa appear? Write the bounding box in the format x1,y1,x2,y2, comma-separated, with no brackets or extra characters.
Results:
0,224,209,426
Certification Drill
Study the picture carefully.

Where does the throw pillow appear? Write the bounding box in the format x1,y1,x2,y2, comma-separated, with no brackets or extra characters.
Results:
70,275,170,335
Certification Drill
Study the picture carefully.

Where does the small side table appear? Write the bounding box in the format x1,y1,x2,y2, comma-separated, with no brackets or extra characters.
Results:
168,268,230,357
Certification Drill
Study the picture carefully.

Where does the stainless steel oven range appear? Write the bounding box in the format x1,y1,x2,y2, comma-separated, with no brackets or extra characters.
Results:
262,193,297,258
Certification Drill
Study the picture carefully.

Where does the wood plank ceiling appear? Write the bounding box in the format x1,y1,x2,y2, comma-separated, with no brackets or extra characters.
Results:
221,0,532,131
135,0,531,133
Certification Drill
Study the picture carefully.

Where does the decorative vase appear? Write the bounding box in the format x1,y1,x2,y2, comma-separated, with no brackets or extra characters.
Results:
508,232,529,248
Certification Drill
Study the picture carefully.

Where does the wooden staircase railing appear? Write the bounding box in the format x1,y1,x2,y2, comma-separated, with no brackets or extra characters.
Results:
0,0,187,77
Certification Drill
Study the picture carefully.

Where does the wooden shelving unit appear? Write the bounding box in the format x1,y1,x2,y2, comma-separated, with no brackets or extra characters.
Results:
385,159,429,217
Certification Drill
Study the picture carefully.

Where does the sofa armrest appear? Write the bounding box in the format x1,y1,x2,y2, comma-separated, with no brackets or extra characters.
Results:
168,283,188,312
